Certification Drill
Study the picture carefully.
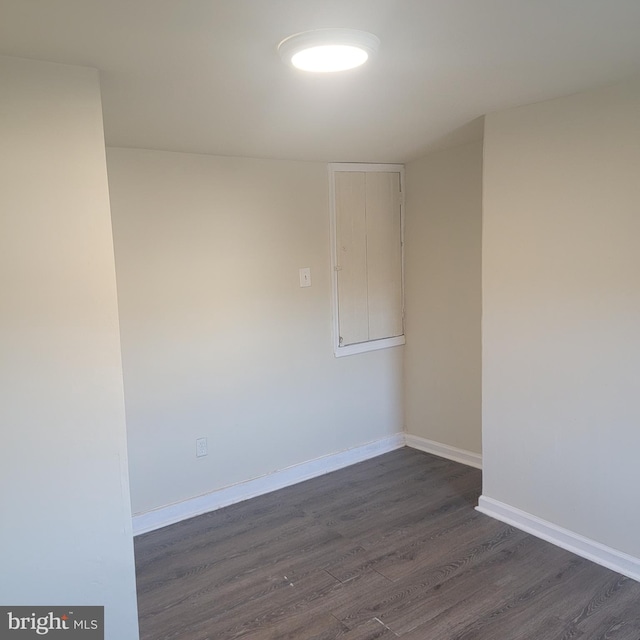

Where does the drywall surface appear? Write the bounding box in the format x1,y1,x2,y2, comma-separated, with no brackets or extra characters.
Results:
482,79,640,557
404,140,483,454
0,56,139,638
107,148,404,515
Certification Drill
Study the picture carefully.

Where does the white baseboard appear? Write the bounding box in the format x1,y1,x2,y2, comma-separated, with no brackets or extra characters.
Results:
477,495,640,583
405,434,482,469
133,433,484,536
132,433,405,536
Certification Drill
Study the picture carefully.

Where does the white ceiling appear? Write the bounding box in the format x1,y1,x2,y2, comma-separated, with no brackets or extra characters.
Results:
2,0,640,162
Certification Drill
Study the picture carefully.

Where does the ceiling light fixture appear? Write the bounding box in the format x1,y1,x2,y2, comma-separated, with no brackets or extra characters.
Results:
278,28,380,73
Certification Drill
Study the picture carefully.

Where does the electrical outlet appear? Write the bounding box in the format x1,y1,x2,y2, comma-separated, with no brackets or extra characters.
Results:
196,437,208,457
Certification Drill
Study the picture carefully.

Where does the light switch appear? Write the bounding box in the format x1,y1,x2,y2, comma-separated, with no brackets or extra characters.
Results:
299,267,311,287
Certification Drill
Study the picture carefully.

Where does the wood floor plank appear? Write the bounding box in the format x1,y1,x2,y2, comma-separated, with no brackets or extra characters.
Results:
559,571,640,640
330,525,536,632
320,496,480,583
400,554,590,639
134,448,640,640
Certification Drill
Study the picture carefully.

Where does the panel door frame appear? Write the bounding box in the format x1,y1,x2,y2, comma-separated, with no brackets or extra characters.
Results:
329,162,406,357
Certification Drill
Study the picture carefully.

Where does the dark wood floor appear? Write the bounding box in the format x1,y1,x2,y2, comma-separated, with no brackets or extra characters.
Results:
134,448,640,640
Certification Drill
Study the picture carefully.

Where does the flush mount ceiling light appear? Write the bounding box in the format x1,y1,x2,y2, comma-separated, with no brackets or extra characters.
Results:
278,28,380,73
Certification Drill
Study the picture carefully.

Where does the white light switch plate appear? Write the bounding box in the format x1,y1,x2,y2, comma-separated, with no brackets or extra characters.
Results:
299,267,311,287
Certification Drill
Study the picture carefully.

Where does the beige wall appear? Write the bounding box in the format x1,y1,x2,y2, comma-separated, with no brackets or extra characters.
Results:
0,57,139,638
482,79,640,557
404,140,483,454
107,148,404,516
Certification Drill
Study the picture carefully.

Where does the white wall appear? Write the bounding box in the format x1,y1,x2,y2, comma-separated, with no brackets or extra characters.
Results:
404,140,483,454
107,148,404,516
482,79,640,558
0,57,139,638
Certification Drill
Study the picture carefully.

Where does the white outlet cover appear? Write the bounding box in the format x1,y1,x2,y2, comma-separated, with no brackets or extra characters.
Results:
196,437,208,457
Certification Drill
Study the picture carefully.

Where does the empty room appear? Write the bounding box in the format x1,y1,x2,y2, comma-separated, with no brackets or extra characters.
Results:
1,1,640,639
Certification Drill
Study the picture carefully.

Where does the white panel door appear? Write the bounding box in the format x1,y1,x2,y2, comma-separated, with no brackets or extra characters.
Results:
365,171,403,340
335,171,369,346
